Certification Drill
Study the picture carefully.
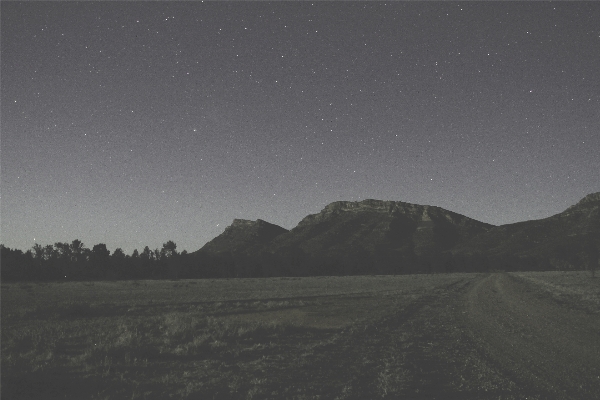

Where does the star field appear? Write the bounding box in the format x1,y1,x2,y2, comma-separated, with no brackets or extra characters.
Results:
2,2,599,254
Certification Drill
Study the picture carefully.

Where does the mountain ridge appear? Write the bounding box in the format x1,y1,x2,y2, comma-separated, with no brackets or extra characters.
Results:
194,192,599,276
453,192,600,260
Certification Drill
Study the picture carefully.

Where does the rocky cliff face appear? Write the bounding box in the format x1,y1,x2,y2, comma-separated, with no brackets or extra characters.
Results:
269,199,493,258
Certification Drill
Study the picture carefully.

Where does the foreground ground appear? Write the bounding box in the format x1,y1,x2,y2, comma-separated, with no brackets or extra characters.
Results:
2,271,599,399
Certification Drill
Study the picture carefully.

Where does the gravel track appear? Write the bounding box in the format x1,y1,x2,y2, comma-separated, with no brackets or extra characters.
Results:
463,273,600,399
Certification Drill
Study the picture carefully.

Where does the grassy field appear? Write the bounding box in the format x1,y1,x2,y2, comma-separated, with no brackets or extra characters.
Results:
2,272,598,399
512,270,600,314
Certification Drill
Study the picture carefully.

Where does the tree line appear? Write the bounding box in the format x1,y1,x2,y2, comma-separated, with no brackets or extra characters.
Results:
0,240,205,281
2,237,597,282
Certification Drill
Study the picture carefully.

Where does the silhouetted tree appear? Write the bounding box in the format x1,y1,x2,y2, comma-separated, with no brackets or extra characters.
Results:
51,242,73,278
69,239,85,262
1,245,22,281
110,248,127,279
161,241,178,258
141,246,153,261
91,243,110,260
0,245,38,280
90,243,110,278
112,248,125,258
43,244,55,261
54,242,71,260
160,241,180,278
139,246,155,276
32,243,44,264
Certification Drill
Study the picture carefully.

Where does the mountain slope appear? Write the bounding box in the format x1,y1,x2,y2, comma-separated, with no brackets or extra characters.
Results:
453,192,600,265
193,193,599,275
268,199,493,259
197,219,288,256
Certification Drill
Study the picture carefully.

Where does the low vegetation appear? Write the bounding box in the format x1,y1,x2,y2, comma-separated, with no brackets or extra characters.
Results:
3,274,472,399
3,272,598,399
512,270,600,314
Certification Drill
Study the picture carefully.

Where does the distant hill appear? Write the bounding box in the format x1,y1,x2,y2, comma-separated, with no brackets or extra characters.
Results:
452,192,600,269
268,199,491,256
198,218,288,256
195,199,492,276
193,193,599,276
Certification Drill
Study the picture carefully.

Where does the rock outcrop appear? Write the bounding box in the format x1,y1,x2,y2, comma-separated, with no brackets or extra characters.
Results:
269,199,493,259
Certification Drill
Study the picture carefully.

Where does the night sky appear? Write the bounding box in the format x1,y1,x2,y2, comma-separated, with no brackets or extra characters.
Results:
2,2,599,254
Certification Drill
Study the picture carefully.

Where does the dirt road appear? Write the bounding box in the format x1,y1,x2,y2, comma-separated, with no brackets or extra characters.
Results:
229,273,600,399
462,273,600,399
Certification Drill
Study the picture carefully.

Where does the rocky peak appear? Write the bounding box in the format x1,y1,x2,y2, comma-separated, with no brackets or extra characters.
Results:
286,198,492,257
198,218,288,255
302,199,454,225
224,218,287,237
575,192,600,206
230,218,255,227
320,199,435,215
299,199,410,227
564,192,600,214
229,218,271,229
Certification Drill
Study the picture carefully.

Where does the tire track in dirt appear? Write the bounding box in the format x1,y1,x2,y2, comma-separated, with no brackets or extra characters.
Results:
463,273,600,399
269,278,496,399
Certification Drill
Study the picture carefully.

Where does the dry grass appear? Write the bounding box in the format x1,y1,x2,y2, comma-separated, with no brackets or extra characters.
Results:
511,271,600,314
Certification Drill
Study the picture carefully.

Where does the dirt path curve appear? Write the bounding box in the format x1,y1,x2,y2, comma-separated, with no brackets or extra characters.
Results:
463,273,600,399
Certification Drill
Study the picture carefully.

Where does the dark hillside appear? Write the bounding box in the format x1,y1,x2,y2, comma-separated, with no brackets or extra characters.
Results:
268,199,493,259
194,199,494,276
196,219,288,256
192,194,599,276
453,192,600,269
